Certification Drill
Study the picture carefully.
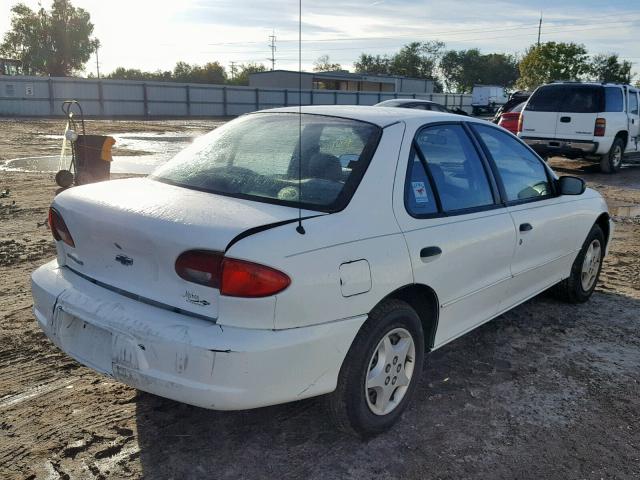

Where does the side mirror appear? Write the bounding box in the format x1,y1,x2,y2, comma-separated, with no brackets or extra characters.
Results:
558,176,586,195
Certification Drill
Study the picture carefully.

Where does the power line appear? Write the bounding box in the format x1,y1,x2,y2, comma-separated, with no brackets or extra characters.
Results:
197,11,640,47
193,18,640,57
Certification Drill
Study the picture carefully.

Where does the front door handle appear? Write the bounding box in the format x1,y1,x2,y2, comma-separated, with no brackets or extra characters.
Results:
560,116,571,123
519,223,533,232
420,246,442,259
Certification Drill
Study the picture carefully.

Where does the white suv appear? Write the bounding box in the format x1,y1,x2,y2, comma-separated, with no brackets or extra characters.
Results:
518,82,640,173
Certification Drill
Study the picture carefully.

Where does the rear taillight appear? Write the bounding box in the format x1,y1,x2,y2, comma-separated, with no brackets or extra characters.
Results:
48,207,75,247
175,250,223,288
594,118,606,137
221,258,291,298
175,251,291,298
516,113,523,133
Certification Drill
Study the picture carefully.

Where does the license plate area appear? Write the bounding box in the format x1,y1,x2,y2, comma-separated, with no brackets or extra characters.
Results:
53,307,113,374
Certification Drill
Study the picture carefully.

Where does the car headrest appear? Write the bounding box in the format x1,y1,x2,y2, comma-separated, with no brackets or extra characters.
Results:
308,153,342,182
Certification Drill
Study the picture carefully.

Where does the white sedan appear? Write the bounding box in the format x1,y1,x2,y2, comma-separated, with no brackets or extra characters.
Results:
32,106,611,436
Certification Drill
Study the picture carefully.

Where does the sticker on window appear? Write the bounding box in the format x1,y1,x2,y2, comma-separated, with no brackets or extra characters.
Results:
411,182,429,203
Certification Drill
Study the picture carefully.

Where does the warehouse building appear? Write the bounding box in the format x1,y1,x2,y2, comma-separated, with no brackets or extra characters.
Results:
249,69,435,93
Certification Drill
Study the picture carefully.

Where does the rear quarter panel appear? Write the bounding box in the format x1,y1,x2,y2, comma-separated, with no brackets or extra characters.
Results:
224,122,414,330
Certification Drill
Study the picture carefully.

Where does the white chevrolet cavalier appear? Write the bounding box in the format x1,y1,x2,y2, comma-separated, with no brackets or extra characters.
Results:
32,106,611,436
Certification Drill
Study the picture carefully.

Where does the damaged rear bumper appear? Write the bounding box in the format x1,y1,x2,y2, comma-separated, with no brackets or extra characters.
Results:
31,260,365,410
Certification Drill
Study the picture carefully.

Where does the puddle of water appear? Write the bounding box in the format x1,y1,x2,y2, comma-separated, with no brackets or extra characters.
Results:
609,204,640,217
2,131,204,175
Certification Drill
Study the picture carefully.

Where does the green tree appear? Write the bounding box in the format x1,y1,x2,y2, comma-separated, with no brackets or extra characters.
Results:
590,54,633,83
227,62,267,86
482,53,519,88
440,50,518,93
313,55,342,72
353,53,391,75
389,41,444,79
440,49,483,92
105,67,171,81
354,41,444,79
517,42,590,90
0,0,99,76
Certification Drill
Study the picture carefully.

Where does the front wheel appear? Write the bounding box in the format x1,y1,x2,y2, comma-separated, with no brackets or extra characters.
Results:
600,137,624,173
553,224,605,303
324,299,424,437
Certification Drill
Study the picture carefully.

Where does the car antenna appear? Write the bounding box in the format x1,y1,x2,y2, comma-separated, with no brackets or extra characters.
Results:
296,0,306,235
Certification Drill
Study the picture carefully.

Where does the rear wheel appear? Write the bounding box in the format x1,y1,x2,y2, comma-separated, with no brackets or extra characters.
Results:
600,137,624,173
324,299,424,437
553,224,604,303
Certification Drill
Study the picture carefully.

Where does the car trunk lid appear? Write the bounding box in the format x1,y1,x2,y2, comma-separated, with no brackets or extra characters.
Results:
52,178,308,318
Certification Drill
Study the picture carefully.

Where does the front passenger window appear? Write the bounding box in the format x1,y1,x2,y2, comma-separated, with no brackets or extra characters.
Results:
473,124,552,202
415,124,494,212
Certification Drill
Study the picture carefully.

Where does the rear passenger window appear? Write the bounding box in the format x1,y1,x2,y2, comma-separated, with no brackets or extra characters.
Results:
415,124,494,212
629,92,639,115
605,87,624,112
561,86,602,113
404,153,438,216
473,124,552,202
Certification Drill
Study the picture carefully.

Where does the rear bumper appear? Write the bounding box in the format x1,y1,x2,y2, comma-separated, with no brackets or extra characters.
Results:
521,137,599,157
31,260,365,410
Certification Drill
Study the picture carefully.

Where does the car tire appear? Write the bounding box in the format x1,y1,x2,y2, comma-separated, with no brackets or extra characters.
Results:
600,137,625,173
323,299,424,438
553,224,605,303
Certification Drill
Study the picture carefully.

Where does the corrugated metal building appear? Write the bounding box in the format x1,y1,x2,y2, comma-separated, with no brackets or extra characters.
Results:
250,70,435,94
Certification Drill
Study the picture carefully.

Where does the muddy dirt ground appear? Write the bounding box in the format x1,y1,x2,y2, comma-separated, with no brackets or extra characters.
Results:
1,119,639,479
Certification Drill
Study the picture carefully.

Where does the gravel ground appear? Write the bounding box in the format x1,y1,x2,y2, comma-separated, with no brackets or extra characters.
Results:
0,119,639,480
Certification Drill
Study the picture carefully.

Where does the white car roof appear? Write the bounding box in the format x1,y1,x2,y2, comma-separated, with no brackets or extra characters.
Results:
259,105,479,128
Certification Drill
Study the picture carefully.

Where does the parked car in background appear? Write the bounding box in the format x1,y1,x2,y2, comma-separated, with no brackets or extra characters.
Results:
33,106,611,437
493,90,531,123
375,98,468,116
471,85,508,115
497,101,526,134
519,82,640,172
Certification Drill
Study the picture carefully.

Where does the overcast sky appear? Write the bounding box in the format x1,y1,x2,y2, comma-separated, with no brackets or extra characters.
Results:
1,0,638,78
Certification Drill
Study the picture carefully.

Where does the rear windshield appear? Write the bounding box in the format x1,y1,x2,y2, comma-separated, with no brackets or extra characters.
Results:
526,85,603,113
151,113,381,212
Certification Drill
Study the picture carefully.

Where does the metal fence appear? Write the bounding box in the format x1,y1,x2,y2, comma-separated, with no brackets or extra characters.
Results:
0,75,472,117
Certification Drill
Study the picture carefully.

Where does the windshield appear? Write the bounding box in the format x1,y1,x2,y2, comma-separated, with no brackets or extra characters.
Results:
151,113,381,212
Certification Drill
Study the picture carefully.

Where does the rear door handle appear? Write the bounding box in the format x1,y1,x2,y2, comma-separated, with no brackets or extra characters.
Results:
420,246,442,259
560,116,571,123
519,223,533,232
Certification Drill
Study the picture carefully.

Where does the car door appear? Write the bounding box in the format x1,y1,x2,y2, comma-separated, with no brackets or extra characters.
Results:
627,88,640,153
471,123,591,305
393,122,517,348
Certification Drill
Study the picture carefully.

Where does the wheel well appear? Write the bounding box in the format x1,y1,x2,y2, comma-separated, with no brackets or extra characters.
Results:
384,284,439,351
595,212,611,248
614,131,628,146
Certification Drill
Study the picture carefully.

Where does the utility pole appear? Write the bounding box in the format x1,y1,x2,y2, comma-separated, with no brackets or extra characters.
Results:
230,61,237,80
95,45,100,79
268,31,276,71
537,13,542,47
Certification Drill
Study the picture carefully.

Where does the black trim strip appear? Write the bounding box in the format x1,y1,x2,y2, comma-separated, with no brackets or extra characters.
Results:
225,215,324,252
64,266,217,323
